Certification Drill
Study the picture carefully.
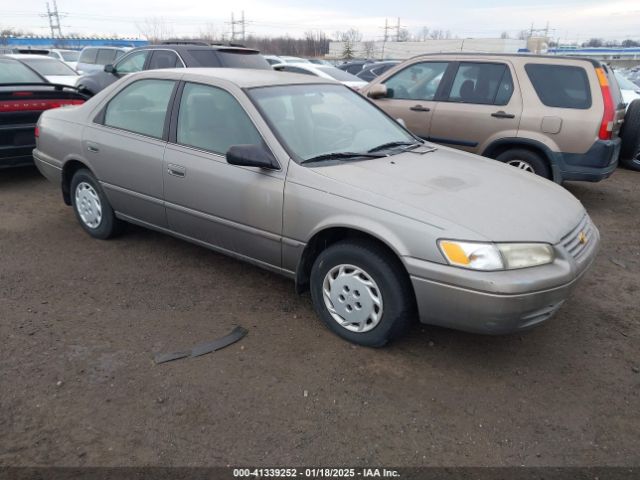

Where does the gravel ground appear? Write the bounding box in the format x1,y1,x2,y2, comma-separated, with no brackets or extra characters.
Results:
0,166,638,467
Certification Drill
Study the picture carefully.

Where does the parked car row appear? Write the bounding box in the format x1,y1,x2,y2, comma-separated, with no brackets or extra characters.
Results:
4,40,637,345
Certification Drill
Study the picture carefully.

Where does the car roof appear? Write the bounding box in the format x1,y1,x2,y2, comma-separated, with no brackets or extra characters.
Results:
136,67,335,88
129,43,260,54
407,52,602,67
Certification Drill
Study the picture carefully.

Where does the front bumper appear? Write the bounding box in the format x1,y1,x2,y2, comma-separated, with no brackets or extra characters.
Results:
406,215,600,334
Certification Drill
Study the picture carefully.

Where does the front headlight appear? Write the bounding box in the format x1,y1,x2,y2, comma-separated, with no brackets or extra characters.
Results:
438,240,554,271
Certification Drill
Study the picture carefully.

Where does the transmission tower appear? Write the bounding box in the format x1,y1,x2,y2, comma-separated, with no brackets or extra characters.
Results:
229,11,246,42
45,0,63,38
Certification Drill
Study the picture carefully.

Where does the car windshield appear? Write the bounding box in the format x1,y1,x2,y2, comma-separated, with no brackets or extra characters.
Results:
249,84,418,163
61,51,80,62
0,58,44,83
20,58,77,76
316,66,362,82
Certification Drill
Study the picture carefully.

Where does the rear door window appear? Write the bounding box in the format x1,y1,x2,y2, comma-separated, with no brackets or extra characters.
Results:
147,50,182,70
385,62,449,101
103,79,175,138
447,62,513,105
525,64,592,109
78,48,98,64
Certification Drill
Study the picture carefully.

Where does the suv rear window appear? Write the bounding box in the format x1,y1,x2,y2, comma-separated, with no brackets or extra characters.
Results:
79,48,98,64
525,64,591,109
187,50,221,67
96,49,119,65
217,51,271,69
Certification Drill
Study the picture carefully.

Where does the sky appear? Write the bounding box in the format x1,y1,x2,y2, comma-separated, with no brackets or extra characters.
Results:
3,0,640,42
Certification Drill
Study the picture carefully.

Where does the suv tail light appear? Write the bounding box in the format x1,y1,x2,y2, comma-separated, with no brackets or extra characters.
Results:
595,67,615,141
0,98,84,113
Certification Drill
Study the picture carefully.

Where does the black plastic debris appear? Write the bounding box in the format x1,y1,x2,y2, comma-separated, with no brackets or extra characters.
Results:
154,326,248,364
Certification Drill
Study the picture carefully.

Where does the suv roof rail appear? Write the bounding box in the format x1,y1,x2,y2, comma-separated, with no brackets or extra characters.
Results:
161,40,209,46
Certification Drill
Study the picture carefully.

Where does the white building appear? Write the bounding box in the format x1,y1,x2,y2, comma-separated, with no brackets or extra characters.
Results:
328,38,526,60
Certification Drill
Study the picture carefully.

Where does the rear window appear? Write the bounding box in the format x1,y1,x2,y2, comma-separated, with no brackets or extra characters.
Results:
525,64,591,109
78,48,98,64
187,50,221,67
217,51,271,69
0,58,43,83
96,49,119,65
20,58,77,76
61,51,80,62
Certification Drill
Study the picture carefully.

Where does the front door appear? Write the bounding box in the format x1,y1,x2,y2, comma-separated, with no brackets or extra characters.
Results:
428,61,522,153
369,61,450,138
163,82,285,268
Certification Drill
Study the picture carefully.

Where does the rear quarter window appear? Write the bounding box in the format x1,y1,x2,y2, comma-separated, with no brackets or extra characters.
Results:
525,64,592,109
217,51,271,69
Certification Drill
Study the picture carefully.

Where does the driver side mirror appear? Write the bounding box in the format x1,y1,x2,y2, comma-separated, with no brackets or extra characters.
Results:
367,83,388,99
104,64,116,74
226,145,279,170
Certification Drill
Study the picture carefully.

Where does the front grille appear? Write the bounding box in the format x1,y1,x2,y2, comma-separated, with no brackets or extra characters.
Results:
561,215,594,261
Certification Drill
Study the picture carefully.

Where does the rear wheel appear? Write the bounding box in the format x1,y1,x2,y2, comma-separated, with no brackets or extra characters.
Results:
496,148,551,179
310,240,415,347
70,169,123,239
620,99,640,171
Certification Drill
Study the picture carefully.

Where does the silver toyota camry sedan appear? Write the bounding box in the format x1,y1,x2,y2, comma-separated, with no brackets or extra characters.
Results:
33,68,599,346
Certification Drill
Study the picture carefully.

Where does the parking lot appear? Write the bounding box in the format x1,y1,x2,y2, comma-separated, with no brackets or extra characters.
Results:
0,165,638,466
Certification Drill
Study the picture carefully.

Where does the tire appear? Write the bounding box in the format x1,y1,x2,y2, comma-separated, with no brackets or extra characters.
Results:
309,240,415,347
620,99,640,171
70,168,123,239
495,148,551,179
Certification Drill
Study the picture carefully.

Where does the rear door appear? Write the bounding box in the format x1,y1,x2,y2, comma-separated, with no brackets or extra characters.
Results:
369,61,450,138
84,78,177,227
428,61,522,153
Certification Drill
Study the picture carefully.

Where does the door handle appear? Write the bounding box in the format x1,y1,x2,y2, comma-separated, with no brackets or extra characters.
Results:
410,105,430,112
167,164,186,178
87,145,99,153
491,111,515,119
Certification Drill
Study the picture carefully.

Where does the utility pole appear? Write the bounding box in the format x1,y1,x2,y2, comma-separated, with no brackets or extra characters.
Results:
395,17,401,42
380,18,392,59
45,0,63,38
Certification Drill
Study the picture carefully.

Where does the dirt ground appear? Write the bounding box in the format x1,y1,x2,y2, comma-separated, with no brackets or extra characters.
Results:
0,166,638,467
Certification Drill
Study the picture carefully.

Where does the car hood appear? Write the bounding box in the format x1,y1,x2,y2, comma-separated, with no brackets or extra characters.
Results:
306,147,585,244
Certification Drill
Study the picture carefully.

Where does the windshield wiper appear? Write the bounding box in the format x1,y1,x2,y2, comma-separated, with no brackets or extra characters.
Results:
301,151,387,164
367,141,423,153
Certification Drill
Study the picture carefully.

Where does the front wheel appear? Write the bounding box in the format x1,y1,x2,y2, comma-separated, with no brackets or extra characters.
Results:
310,241,415,347
70,168,123,239
496,148,551,179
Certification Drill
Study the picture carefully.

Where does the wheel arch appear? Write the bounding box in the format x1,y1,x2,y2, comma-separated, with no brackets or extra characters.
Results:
294,226,412,295
61,159,94,205
482,138,559,181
